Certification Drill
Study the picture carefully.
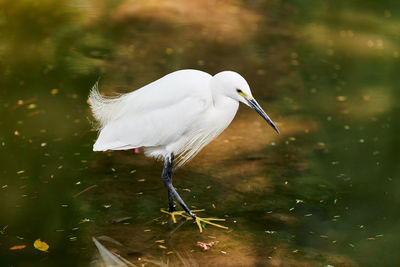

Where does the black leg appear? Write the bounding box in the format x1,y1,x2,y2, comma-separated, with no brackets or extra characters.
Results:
161,153,195,218
161,154,175,212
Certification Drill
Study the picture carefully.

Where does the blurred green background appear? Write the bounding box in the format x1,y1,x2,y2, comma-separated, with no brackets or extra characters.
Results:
0,0,399,266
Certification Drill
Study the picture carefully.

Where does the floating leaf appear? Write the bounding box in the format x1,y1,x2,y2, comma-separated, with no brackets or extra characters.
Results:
27,104,37,109
34,238,49,252
10,245,26,250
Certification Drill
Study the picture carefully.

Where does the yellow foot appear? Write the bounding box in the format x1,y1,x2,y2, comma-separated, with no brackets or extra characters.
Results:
160,208,204,223
191,216,228,233
160,209,228,232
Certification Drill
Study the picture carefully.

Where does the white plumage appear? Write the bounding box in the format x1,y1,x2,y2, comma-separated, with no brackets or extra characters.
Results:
89,69,278,167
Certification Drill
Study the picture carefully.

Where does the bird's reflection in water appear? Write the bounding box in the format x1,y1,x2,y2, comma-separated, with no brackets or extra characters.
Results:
92,218,199,267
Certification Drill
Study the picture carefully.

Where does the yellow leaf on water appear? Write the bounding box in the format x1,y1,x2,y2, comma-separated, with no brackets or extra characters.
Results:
27,104,37,109
34,239,49,252
336,96,347,102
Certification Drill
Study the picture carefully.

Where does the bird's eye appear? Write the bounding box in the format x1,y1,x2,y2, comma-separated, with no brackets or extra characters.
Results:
236,89,243,93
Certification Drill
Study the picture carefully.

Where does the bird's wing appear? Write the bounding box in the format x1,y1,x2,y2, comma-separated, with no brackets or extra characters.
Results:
92,71,213,153
93,95,210,151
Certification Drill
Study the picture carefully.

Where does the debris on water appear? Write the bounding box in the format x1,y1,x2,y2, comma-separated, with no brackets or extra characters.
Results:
27,103,37,109
372,151,380,156
317,142,326,147
158,245,167,249
349,243,355,248
197,241,218,250
304,214,312,217
69,237,77,241
336,96,347,101
79,218,91,224
34,239,49,252
111,217,132,224
103,204,112,208
265,230,276,234
51,89,59,95
10,245,26,250
155,240,165,244
73,184,98,198
137,179,145,182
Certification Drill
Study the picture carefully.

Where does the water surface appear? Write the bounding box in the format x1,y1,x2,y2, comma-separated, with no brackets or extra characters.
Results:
1,1,399,266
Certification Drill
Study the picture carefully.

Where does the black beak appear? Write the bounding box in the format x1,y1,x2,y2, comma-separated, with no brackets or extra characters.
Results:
246,98,280,134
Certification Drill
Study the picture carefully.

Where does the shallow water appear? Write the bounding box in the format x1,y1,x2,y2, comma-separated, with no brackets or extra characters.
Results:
1,1,399,266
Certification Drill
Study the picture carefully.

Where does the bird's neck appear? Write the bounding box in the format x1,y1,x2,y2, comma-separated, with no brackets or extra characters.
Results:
210,78,239,117
211,93,239,119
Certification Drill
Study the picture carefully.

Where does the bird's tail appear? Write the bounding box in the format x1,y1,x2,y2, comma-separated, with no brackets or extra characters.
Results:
88,81,128,129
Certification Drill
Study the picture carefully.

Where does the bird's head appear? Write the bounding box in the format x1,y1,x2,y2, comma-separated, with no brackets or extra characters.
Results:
213,71,280,134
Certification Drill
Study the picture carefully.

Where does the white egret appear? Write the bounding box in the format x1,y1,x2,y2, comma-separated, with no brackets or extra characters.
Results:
89,69,279,232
